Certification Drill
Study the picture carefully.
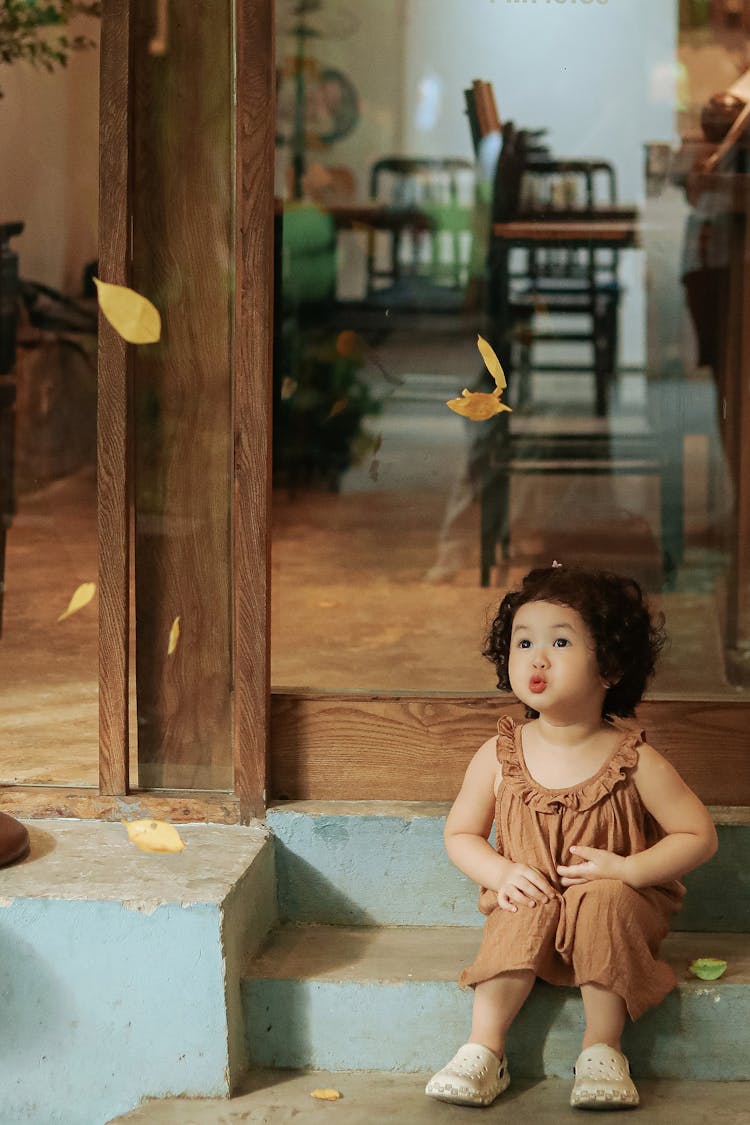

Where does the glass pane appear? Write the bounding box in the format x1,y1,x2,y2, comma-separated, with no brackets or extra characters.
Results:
129,4,234,789
272,0,750,697
0,15,100,786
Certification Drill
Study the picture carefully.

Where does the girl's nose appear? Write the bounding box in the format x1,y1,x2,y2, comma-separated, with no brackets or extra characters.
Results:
532,651,549,669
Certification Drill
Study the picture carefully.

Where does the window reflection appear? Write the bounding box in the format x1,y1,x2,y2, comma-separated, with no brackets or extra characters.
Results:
0,24,100,785
272,0,750,695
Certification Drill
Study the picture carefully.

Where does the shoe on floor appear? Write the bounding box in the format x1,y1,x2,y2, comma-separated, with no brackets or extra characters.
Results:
425,1043,510,1107
570,1043,639,1110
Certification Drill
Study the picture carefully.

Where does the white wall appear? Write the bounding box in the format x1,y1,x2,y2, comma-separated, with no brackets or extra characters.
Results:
0,15,100,294
275,1,405,199
400,0,679,368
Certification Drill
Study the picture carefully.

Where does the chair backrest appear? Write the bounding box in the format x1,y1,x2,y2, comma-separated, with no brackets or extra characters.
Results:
366,157,477,296
369,157,475,209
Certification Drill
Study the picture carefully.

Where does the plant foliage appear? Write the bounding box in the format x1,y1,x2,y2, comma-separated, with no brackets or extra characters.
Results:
0,0,101,95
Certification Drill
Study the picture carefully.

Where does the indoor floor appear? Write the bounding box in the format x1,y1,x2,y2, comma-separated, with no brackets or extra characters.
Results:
0,358,743,788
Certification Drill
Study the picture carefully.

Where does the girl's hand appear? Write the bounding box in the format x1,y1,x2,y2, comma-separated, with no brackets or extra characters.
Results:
496,863,556,912
556,845,626,886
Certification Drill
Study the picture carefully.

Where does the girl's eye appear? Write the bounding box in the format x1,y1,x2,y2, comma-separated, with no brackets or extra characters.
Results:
553,638,570,648
518,639,532,649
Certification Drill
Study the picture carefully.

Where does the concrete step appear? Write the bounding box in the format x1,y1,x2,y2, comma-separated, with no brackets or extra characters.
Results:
1,818,277,1125
242,923,749,1080
107,1068,750,1123
267,801,750,931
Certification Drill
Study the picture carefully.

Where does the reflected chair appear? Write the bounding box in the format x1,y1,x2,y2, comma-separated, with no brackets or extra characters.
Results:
365,156,476,311
495,144,623,417
469,116,683,587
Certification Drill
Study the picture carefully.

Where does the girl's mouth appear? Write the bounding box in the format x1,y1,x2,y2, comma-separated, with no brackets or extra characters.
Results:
529,676,547,694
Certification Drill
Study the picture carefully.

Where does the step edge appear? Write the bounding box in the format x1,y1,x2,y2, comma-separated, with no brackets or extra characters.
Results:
267,802,749,826
242,923,749,984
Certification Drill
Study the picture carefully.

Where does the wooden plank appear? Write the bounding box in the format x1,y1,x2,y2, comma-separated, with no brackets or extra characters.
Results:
493,221,637,244
0,788,240,824
233,0,275,822
736,178,750,644
270,694,750,806
97,0,131,796
130,3,234,790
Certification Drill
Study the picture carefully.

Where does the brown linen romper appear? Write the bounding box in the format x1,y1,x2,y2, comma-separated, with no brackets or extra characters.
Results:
458,716,685,1020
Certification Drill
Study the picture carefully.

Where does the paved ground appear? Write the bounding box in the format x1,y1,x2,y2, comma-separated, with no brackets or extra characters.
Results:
109,1069,749,1123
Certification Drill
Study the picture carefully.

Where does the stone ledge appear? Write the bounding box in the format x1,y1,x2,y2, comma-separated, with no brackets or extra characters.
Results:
0,817,271,904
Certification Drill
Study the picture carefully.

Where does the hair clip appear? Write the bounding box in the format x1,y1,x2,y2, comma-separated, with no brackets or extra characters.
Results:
552,559,563,568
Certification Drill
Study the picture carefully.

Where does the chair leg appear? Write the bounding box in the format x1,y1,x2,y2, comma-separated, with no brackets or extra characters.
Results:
592,297,618,416
480,466,510,587
661,446,685,585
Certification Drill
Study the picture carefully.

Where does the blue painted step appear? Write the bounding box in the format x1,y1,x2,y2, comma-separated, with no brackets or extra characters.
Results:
267,802,750,931
242,924,748,1080
0,819,276,1125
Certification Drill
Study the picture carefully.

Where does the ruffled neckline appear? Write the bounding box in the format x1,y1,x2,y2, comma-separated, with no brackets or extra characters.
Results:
495,714,641,813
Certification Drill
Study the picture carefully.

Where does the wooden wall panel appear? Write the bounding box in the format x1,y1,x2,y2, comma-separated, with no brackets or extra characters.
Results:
234,0,275,820
130,2,234,789
97,0,131,795
270,694,750,806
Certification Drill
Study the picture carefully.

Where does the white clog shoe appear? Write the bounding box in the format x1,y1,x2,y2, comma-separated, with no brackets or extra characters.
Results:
425,1043,510,1106
570,1043,639,1110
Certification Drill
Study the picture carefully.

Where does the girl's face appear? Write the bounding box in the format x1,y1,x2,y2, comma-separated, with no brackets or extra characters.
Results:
508,599,609,718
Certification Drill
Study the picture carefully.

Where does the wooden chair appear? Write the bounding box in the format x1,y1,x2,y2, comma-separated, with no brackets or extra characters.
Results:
463,105,683,587
492,135,624,417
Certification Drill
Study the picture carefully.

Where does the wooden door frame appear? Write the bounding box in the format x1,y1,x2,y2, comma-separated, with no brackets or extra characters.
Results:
2,0,747,823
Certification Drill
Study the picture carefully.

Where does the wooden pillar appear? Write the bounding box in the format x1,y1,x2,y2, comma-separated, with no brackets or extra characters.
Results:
130,2,235,790
234,0,275,821
98,0,131,796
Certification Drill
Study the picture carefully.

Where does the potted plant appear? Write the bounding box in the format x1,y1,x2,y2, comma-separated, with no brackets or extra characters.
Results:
0,0,101,97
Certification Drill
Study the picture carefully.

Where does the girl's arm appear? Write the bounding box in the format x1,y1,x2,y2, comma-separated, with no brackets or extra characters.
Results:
444,736,556,903
622,742,718,888
558,742,718,890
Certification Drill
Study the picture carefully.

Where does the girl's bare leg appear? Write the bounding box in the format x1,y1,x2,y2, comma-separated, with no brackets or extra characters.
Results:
468,969,536,1057
579,982,627,1050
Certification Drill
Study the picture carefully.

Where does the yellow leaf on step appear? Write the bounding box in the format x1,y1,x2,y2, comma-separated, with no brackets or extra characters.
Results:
93,277,161,344
122,819,186,854
167,616,181,656
476,334,507,392
310,1089,342,1101
446,389,511,421
57,582,97,622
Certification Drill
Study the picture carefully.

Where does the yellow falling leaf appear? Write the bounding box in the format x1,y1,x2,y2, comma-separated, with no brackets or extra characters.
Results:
280,377,298,400
446,335,512,422
446,389,511,421
122,819,186,854
167,616,181,656
310,1089,342,1101
57,582,97,622
476,334,507,392
93,277,161,344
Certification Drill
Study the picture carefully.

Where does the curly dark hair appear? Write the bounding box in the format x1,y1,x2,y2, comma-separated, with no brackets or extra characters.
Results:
483,565,667,719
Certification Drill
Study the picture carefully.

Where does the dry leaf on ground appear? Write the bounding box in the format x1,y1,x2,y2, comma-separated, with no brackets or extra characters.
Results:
122,819,186,854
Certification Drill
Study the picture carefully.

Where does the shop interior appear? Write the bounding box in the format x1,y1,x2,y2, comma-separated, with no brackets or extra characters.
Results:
1,0,749,788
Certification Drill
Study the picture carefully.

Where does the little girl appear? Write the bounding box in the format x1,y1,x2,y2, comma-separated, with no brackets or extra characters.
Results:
426,564,718,1110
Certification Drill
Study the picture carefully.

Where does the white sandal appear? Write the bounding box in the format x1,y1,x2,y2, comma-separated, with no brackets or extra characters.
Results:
425,1043,510,1106
570,1043,639,1109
